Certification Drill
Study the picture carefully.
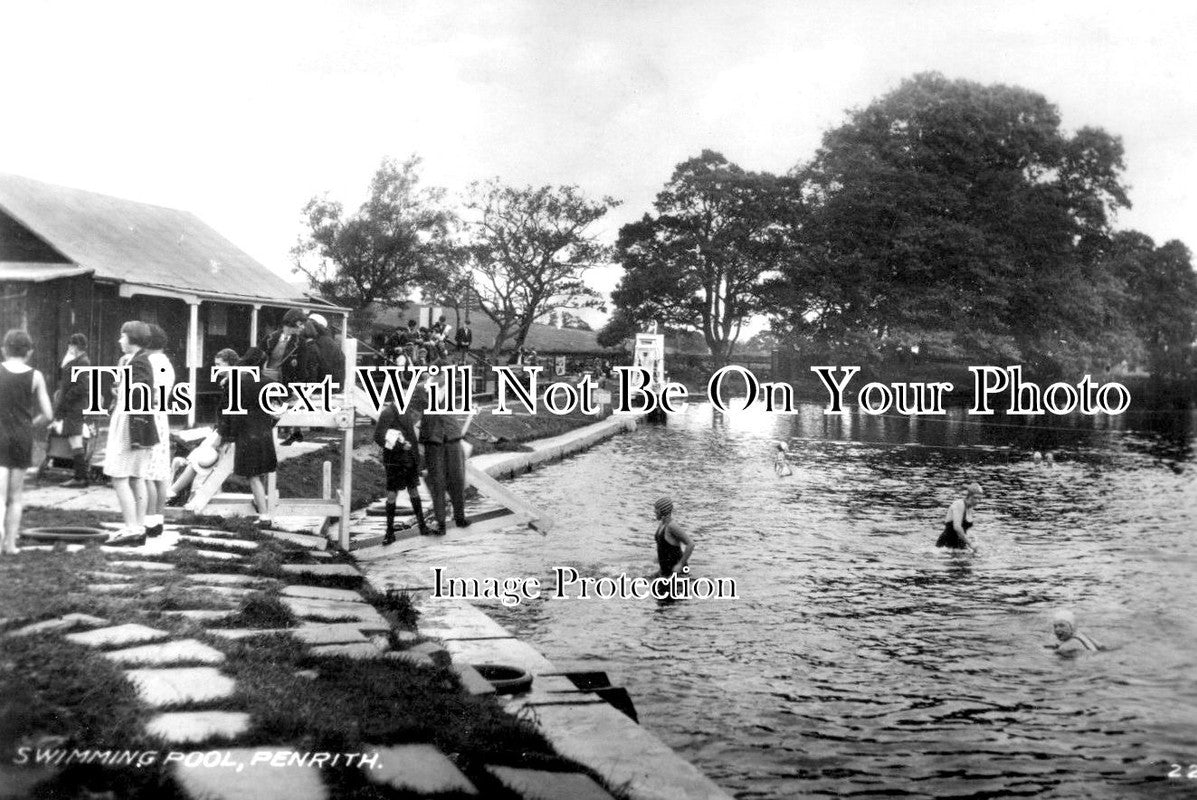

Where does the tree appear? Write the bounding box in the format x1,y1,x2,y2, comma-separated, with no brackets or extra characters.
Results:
1108,232,1197,377
291,157,452,327
463,180,617,357
771,73,1134,372
609,151,795,366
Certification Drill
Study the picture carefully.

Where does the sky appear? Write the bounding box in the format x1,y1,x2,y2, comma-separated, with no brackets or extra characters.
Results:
2,0,1195,331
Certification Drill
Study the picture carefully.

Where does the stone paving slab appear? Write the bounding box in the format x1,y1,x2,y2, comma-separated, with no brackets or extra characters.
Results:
162,609,237,622
104,638,226,666
309,642,386,659
7,613,109,637
267,516,328,534
180,535,260,550
187,585,254,599
280,563,360,578
363,744,477,796
87,583,138,593
185,573,269,586
125,667,237,707
108,559,176,571
280,597,386,625
265,529,327,550
291,624,370,646
177,527,239,539
419,600,514,641
280,585,366,603
146,711,251,744
86,570,135,581
523,702,734,800
193,549,242,561
486,765,614,800
66,623,171,648
172,746,329,800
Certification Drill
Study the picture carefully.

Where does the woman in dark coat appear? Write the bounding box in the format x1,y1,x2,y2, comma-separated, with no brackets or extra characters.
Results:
216,347,278,516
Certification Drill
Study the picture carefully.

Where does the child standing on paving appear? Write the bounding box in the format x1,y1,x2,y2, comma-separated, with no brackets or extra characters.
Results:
0,329,55,555
374,394,429,543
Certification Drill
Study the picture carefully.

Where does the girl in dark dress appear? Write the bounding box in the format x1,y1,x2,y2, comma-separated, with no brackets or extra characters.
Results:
52,332,91,487
0,330,54,554
216,347,278,516
936,483,983,551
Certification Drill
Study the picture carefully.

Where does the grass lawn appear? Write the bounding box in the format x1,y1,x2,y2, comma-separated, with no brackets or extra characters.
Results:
467,404,614,456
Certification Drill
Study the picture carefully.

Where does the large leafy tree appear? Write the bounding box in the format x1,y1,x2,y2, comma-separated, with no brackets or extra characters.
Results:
463,180,617,357
770,73,1133,372
1107,231,1197,377
607,151,794,365
291,156,452,326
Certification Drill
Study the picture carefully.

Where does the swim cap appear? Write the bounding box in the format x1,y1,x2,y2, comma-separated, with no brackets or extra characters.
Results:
654,497,674,518
1053,609,1075,627
966,483,983,496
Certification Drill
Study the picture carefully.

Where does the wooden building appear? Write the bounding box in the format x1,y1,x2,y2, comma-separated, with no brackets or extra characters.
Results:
0,173,346,423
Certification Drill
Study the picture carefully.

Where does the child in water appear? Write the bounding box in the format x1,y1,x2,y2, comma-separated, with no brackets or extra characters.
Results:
773,441,793,477
1051,610,1101,655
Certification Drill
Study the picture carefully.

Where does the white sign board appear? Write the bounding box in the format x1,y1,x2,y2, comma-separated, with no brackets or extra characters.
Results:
633,333,665,387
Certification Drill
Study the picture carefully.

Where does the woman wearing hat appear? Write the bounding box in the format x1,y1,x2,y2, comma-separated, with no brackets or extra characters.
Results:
936,483,983,551
654,497,695,578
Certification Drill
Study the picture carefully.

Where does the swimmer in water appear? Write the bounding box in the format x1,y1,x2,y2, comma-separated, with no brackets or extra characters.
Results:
935,483,982,552
773,441,793,477
654,497,695,578
1045,451,1056,467
1050,610,1101,655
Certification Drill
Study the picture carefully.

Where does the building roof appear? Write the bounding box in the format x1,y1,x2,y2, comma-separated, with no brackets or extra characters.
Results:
0,173,338,307
0,262,92,282
369,304,623,355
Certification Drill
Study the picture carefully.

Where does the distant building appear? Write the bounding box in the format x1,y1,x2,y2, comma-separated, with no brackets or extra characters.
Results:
0,173,346,422
366,304,624,361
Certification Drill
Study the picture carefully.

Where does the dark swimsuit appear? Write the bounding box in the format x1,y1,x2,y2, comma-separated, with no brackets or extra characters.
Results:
935,510,972,549
656,521,683,576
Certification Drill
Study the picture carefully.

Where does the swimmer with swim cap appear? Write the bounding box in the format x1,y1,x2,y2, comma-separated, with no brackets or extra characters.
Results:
935,483,983,552
654,496,695,578
1051,609,1101,655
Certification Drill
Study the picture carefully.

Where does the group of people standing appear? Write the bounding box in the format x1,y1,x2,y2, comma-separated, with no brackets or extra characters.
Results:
0,306,346,551
374,361,472,542
382,316,472,368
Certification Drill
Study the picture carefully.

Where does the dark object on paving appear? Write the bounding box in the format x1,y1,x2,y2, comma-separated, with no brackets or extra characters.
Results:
19,526,108,544
472,664,533,695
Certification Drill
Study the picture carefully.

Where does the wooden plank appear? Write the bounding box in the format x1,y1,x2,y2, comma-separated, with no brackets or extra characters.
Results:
270,502,343,517
183,449,236,513
464,463,554,534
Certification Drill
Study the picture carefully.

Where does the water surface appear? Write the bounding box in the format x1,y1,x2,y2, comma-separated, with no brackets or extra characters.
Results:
421,402,1196,798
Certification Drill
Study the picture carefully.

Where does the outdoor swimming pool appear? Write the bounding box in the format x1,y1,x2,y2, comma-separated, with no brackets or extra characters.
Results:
443,401,1195,798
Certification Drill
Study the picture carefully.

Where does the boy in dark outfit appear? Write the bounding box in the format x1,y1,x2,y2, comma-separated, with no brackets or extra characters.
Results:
374,397,429,542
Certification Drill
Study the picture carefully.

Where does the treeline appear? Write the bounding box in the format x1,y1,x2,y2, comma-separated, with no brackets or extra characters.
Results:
295,72,1196,379
600,73,1197,379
